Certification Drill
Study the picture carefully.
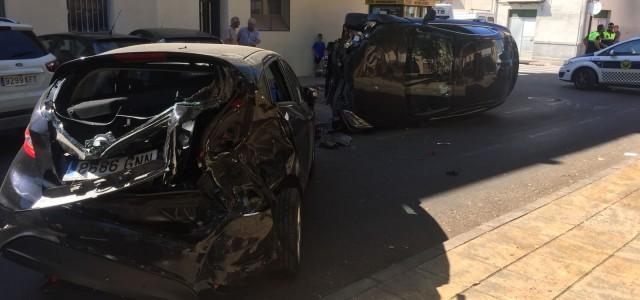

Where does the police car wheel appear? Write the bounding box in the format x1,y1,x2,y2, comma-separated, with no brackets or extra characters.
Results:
573,68,598,90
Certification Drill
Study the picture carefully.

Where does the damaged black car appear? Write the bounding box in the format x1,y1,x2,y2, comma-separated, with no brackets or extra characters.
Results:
326,13,520,128
0,44,315,300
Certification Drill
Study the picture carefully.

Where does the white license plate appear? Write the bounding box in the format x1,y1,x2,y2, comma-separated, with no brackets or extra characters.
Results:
63,150,158,182
0,74,37,87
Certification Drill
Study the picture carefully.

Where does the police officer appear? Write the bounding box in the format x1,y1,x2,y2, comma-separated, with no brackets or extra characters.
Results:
585,24,605,54
602,23,617,47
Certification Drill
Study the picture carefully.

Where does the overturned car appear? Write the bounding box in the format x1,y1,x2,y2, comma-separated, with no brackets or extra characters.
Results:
0,44,315,299
327,14,520,127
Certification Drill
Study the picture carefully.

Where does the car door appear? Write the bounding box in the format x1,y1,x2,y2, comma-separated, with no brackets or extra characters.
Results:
405,26,454,117
597,39,640,86
261,58,314,181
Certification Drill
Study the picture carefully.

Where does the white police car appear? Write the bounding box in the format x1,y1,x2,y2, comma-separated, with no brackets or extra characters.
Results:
559,37,640,89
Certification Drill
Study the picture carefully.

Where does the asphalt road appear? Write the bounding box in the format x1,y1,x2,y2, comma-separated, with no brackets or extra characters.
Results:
3,65,640,300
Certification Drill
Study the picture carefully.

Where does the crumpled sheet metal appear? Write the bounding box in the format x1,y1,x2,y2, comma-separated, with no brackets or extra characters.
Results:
1,58,298,290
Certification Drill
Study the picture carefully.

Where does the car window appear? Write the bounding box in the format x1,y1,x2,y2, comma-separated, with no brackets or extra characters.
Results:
612,40,640,55
39,37,55,52
263,61,292,103
0,30,46,60
408,30,453,78
279,60,303,103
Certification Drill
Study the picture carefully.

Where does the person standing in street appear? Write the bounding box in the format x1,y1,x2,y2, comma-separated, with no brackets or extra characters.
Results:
224,16,240,44
613,25,622,44
584,24,605,54
238,18,261,47
602,23,617,47
312,34,326,77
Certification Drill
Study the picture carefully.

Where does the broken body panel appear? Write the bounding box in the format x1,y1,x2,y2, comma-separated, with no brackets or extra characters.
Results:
0,45,314,299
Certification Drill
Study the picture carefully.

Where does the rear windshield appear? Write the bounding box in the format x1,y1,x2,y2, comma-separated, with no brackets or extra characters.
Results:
93,39,147,53
0,30,47,60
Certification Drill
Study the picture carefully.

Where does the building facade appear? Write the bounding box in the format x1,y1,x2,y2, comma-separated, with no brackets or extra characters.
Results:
1,0,367,76
441,0,640,62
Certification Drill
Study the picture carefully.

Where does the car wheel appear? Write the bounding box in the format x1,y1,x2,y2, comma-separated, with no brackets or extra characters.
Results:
274,188,302,276
573,68,598,89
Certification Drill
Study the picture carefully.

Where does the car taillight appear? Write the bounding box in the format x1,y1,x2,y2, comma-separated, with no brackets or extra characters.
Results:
114,52,167,63
23,128,36,159
45,60,59,72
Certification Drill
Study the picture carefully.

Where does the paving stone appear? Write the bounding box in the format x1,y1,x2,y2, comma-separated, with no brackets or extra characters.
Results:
352,287,402,300
324,278,379,300
371,264,408,282
378,270,466,300
527,193,609,226
556,270,640,300
615,236,640,261
504,241,599,295
472,269,552,300
582,205,639,241
449,216,571,268
418,252,498,287
453,288,500,300
558,225,628,256
575,179,633,203
592,255,640,285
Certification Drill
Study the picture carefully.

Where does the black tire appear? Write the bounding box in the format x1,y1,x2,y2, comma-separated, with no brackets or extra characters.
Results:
274,188,302,276
573,68,598,90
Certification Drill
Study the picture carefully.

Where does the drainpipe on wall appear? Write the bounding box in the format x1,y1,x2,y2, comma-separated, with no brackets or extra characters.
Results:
577,0,592,55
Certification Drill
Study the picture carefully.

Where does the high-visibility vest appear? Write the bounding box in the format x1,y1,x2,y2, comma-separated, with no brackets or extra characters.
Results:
588,31,602,42
603,31,616,41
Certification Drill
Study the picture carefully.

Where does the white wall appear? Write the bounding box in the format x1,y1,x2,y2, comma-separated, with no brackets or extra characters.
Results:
111,0,158,34
5,0,67,34
496,0,585,61
156,0,199,29
223,0,367,76
601,0,640,41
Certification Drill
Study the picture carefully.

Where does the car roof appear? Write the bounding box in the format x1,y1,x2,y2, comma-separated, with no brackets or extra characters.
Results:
0,20,33,31
594,37,640,55
101,43,273,65
131,28,215,38
39,32,148,41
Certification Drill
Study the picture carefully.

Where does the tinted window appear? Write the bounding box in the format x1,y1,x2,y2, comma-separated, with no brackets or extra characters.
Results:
93,39,146,53
408,30,453,77
0,30,46,60
263,61,292,103
279,61,302,102
612,40,640,55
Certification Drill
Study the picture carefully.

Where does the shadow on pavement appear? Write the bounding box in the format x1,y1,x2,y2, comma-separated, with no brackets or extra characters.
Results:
3,72,640,299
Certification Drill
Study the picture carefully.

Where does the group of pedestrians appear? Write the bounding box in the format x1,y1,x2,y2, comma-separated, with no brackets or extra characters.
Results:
223,16,261,47
584,22,622,54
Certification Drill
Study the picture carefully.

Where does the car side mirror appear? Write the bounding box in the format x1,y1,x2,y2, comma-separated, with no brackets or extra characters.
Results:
302,87,318,107
609,50,616,56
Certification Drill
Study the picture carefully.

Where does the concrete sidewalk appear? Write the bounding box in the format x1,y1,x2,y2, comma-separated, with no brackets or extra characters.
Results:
325,159,640,300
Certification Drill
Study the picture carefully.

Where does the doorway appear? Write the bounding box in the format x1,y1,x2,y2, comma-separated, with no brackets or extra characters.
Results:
508,9,537,59
200,0,221,37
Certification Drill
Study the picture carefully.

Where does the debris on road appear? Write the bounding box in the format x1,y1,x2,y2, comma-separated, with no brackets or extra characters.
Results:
624,152,638,157
402,204,417,215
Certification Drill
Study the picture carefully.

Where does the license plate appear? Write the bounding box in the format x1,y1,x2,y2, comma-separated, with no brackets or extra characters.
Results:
0,74,37,87
63,150,158,182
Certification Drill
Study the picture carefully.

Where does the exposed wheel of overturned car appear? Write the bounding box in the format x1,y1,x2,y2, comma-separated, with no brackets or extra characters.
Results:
274,188,302,276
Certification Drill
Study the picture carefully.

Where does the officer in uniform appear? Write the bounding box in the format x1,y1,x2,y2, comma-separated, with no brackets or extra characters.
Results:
585,24,605,54
602,23,617,47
